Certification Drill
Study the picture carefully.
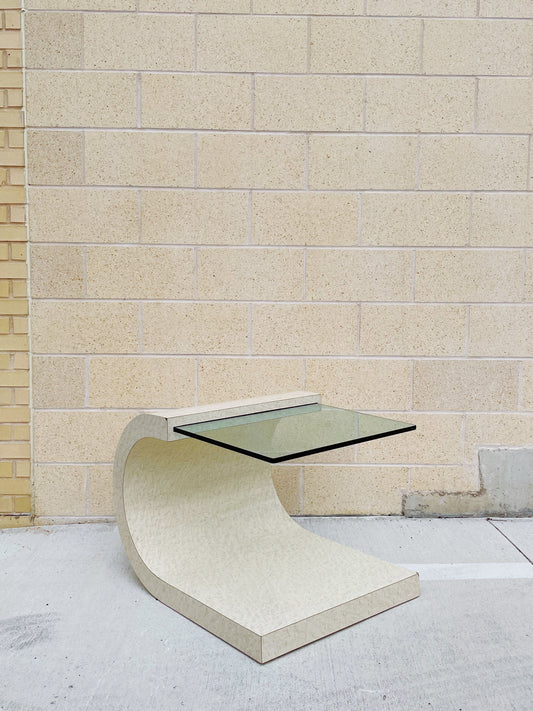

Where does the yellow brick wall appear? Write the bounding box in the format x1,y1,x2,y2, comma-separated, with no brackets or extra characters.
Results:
0,0,30,528
24,1,533,522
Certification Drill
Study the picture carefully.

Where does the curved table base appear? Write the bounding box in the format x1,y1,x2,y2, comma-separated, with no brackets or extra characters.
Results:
114,396,419,663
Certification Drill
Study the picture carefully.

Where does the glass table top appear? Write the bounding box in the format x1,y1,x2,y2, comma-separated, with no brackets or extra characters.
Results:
174,403,415,463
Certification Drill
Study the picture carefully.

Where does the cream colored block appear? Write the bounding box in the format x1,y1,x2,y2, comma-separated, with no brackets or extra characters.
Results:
197,247,303,301
26,0,135,8
84,13,194,71
1,262,26,279
469,306,533,357
252,192,358,246
13,353,28,369
360,305,467,357
478,78,533,133
0,148,23,166
306,249,412,302
0,370,28,386
471,194,533,247
410,466,479,494
0,393,12,406
86,246,194,299
9,167,25,185
0,443,30,459
141,190,248,245
362,193,469,247
1,405,28,426
366,77,475,133
415,249,523,302
0,77,22,96
306,358,411,410
30,245,84,298
358,413,463,465
0,497,13,514
32,301,139,354
198,134,306,190
33,465,86,517
0,513,33,530
304,465,408,515
198,358,303,404
89,357,196,408
6,51,22,69
310,18,420,73
0,462,13,477
197,16,307,73
465,414,533,461
142,74,250,130
26,71,137,128
419,136,528,190
253,305,358,355
522,362,533,411
4,10,21,28
14,392,30,406
140,0,249,9
32,356,85,408
0,109,22,128
367,0,476,14
526,252,533,301
255,76,363,132
7,211,25,229
271,465,301,515
0,371,27,386
309,136,417,190
423,19,533,75
24,12,82,69
28,188,139,244
142,303,248,355
0,187,25,204
34,411,133,463
480,0,533,16
413,360,519,411
254,0,363,12
88,465,114,516
85,132,194,188
27,130,82,185
0,515,31,528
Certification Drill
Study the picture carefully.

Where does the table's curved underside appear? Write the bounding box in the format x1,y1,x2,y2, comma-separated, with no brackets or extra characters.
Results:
113,396,419,663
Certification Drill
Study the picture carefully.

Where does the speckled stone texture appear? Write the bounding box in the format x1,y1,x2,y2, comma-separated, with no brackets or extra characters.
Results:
113,394,419,662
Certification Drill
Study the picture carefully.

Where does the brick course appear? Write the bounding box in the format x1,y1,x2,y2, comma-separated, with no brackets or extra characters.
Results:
0,0,30,527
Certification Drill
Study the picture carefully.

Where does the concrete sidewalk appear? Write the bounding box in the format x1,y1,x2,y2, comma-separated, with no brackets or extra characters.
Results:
1,517,533,711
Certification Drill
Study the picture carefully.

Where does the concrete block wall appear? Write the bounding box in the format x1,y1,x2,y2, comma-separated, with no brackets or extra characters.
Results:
21,0,533,522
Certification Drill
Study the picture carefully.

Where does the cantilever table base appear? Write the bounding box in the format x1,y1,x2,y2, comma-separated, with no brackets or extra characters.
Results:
113,392,419,663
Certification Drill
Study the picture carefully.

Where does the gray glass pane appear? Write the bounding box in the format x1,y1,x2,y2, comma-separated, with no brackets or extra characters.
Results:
174,403,415,463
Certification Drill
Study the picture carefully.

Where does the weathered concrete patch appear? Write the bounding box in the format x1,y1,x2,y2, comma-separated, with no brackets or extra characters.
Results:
404,447,533,517
0,613,58,651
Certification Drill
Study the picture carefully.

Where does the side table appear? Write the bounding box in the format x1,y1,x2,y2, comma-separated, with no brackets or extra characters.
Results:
113,391,419,663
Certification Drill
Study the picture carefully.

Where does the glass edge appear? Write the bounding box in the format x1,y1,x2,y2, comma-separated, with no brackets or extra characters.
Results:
173,424,416,464
269,424,416,463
